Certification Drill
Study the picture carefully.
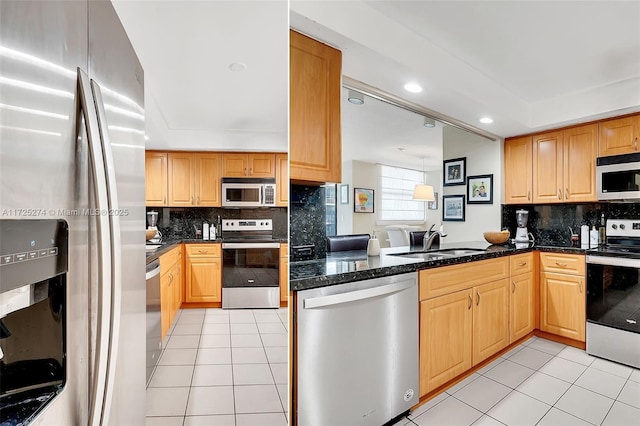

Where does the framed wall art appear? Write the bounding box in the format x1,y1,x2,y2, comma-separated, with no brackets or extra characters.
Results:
442,194,465,221
467,174,493,204
354,188,374,213
443,157,466,186
428,192,438,210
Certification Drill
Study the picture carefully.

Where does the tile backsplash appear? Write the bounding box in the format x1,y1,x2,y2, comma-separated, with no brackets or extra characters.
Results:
290,184,327,260
502,203,640,245
147,207,288,240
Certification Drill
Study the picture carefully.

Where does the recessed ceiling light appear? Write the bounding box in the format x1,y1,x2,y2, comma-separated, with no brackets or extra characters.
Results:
347,89,364,105
423,117,435,128
480,117,493,124
404,82,422,93
229,62,247,72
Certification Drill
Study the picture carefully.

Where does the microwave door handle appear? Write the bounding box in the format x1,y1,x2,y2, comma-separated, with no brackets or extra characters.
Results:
261,185,264,205
78,69,112,426
91,79,123,426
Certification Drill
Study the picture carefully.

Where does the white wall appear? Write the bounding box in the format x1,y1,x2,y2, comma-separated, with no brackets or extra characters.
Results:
336,161,353,235
442,126,503,243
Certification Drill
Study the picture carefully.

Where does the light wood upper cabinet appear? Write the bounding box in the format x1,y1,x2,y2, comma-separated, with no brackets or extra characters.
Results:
472,279,509,366
290,30,342,184
539,253,586,342
168,153,221,207
504,136,532,204
145,151,168,206
420,289,472,395
222,153,275,178
185,244,221,303
532,124,597,203
276,153,288,207
599,114,640,157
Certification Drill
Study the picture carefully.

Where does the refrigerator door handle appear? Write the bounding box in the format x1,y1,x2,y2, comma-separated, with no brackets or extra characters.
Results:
90,79,123,426
77,68,113,426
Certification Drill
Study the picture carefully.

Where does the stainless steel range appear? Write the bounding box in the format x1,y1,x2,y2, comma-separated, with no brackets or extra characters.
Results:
221,219,280,309
586,219,640,368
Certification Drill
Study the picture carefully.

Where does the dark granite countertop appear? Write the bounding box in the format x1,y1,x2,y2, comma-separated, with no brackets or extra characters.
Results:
146,238,288,263
290,241,589,292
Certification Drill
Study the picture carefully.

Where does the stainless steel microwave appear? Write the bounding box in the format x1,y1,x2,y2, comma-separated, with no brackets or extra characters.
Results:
221,178,276,207
597,153,640,201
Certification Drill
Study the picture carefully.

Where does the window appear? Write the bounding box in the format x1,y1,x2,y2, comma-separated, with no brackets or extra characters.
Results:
325,184,337,236
379,164,426,221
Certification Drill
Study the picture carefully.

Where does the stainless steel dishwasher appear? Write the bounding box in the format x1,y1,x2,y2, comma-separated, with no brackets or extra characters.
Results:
297,272,418,426
146,259,161,385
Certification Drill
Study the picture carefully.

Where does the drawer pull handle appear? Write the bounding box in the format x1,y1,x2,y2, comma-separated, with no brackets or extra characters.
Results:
476,291,480,306
198,250,209,253
512,280,516,293
527,190,531,201
558,189,562,200
468,294,472,310
555,262,567,267
565,188,569,200
518,262,527,267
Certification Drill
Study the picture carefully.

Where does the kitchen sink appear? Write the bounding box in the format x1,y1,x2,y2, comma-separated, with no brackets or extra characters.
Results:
389,248,486,260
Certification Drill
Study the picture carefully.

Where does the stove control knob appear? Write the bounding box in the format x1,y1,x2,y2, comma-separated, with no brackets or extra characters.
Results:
612,224,618,230
620,224,626,230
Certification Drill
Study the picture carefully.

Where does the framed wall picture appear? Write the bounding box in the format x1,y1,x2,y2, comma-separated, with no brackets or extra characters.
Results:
467,174,493,204
354,188,374,213
428,192,438,210
443,157,466,186
442,194,465,221
340,184,349,204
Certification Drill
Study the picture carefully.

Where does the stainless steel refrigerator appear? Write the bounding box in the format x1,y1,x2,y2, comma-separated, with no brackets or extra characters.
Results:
0,1,146,424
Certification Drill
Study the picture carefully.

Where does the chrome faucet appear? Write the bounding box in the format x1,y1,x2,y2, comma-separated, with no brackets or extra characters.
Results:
423,226,447,250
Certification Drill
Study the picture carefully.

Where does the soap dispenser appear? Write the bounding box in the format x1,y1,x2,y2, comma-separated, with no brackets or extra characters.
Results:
367,232,380,256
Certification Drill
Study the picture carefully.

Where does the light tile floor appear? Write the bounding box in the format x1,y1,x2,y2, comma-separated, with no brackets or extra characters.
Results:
146,308,289,426
396,336,640,426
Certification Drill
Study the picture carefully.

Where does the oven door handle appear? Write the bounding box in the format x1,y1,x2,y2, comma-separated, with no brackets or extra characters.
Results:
222,243,281,249
586,255,640,268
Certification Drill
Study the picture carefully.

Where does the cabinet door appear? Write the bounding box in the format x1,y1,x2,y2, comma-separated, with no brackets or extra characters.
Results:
533,131,564,203
280,243,288,305
275,153,288,207
504,136,532,204
248,153,275,178
420,290,472,396
290,30,342,184
168,153,194,206
195,153,221,206
160,272,171,339
510,273,535,343
173,262,182,316
185,257,221,303
145,152,167,206
472,279,509,366
564,124,597,202
599,115,640,157
222,153,248,177
540,272,586,342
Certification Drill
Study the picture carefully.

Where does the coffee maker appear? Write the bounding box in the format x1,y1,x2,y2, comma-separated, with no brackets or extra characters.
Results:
147,211,162,243
515,209,530,243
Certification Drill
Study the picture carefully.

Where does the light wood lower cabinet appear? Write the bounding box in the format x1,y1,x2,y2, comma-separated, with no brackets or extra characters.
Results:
160,245,183,339
540,271,585,341
185,244,221,303
280,243,288,306
420,289,472,395
472,279,509,366
510,272,535,342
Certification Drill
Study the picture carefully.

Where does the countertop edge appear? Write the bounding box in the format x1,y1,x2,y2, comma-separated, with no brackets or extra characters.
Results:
146,238,289,263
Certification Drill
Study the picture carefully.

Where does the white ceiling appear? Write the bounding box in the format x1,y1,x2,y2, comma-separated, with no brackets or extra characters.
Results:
112,0,288,152
291,0,640,139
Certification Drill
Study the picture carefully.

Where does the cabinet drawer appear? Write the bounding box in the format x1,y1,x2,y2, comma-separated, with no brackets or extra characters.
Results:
419,257,509,300
510,253,534,275
159,245,182,275
186,243,221,258
539,252,584,275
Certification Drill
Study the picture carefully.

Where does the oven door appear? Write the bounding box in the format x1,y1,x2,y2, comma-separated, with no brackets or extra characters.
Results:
586,255,640,333
221,242,280,309
596,155,640,201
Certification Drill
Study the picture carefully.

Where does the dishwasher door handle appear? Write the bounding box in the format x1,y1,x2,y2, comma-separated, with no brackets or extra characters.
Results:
303,279,415,309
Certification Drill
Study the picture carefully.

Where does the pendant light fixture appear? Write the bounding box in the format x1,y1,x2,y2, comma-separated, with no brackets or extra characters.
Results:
413,156,435,201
